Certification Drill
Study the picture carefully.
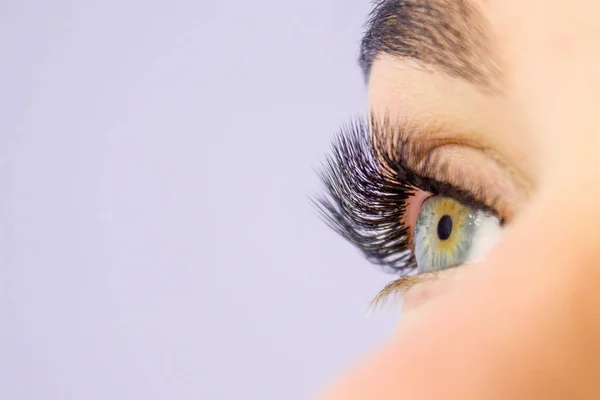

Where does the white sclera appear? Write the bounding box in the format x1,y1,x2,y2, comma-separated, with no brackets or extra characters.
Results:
464,210,503,264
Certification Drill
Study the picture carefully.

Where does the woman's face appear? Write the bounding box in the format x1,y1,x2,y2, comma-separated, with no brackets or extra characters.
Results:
319,0,600,398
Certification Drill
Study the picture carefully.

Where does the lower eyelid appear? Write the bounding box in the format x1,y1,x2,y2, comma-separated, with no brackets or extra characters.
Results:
402,281,440,312
402,266,469,312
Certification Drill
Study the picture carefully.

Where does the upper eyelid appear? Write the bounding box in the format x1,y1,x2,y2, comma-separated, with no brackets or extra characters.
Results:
420,146,510,221
372,121,505,218
379,141,501,217
373,115,519,220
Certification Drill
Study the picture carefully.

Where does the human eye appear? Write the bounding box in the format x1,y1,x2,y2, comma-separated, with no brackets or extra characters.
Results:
413,195,502,273
315,116,508,301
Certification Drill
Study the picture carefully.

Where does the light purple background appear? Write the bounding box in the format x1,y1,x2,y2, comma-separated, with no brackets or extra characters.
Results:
1,1,398,399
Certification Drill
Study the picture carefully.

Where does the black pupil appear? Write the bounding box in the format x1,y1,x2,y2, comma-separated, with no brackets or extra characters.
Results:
437,215,453,241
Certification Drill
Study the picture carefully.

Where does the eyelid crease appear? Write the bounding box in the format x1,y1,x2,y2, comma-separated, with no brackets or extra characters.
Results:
405,124,534,209
373,114,517,172
428,135,533,200
371,116,501,217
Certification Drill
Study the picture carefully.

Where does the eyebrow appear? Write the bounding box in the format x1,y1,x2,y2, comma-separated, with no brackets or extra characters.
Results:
359,0,500,89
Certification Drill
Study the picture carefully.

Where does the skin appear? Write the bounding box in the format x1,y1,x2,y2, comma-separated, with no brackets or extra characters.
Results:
318,0,600,398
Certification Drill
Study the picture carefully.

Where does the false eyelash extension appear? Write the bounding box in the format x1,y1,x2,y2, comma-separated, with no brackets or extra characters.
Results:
314,116,496,276
315,118,417,274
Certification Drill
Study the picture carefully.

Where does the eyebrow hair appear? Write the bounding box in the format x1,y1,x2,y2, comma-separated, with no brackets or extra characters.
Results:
359,0,500,89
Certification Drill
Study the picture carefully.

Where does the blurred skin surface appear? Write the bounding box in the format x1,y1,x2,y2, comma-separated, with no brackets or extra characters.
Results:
319,0,600,398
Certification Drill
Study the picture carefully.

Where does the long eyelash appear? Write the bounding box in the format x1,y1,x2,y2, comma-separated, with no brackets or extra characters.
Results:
315,117,417,274
314,116,496,276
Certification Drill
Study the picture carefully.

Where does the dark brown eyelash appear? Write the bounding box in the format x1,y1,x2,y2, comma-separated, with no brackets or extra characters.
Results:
313,116,498,276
